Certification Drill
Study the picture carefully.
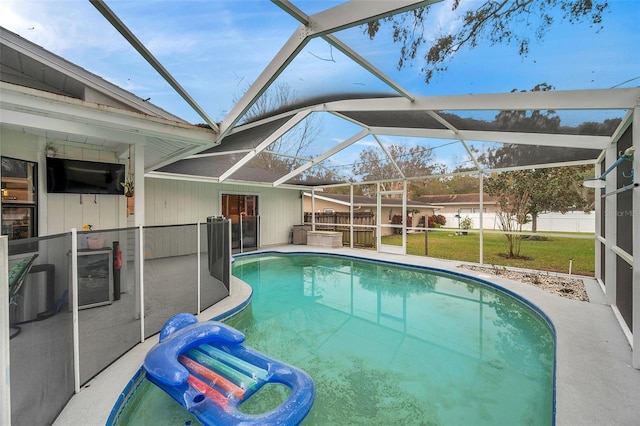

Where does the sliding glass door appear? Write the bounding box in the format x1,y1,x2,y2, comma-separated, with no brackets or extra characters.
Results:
221,193,259,252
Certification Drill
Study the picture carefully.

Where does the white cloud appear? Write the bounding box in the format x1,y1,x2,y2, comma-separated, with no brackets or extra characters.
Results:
0,1,127,54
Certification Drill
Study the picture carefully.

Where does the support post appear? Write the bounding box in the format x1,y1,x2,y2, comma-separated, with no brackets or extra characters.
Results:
632,104,639,369
604,145,618,307
424,227,428,256
311,189,316,232
197,222,201,315
1,236,11,426
133,144,145,227
479,173,484,265
139,225,145,342
71,228,80,394
350,185,354,249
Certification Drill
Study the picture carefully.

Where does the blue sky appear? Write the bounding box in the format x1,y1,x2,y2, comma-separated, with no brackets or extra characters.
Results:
2,1,638,122
1,0,638,175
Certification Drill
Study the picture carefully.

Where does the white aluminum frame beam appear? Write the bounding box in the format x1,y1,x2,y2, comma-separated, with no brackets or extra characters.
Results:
324,35,415,101
368,125,610,150
90,0,219,132
304,0,439,36
222,0,438,138
218,25,311,138
373,134,406,179
321,88,640,111
273,0,434,101
273,129,369,186
218,110,311,182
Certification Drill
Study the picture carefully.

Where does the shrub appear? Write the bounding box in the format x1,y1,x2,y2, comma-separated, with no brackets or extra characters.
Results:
428,214,447,228
460,216,472,230
391,214,412,226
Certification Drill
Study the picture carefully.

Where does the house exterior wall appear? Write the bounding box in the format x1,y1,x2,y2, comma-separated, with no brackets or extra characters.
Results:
433,203,499,215
1,128,301,248
145,178,301,247
1,127,128,236
304,197,350,213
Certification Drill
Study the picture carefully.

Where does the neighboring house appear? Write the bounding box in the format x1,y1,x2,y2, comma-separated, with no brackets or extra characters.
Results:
303,192,442,235
417,193,498,229
417,193,499,215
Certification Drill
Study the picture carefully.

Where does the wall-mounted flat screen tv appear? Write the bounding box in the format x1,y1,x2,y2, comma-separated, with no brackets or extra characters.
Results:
46,158,125,195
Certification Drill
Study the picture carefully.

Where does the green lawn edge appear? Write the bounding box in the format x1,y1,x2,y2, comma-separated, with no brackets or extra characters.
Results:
381,230,595,276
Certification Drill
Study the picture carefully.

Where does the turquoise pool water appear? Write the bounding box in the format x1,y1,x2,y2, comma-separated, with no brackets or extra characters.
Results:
114,253,555,425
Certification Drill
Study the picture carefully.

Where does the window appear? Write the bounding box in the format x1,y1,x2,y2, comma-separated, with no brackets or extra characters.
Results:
1,157,38,240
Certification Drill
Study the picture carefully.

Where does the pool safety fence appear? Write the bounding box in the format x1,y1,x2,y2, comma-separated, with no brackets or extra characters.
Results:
4,220,232,426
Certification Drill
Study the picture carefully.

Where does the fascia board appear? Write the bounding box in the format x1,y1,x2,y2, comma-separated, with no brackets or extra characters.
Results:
1,83,216,146
0,28,184,122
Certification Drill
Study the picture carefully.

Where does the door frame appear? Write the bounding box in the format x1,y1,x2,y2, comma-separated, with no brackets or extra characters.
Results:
376,182,406,255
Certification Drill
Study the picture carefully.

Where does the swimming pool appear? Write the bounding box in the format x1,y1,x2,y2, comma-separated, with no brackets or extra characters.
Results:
112,252,555,425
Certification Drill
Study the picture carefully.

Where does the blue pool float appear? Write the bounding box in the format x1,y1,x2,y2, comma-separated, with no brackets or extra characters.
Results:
143,313,315,425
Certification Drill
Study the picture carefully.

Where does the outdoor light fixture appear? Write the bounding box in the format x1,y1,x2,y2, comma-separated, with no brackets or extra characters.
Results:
583,147,635,188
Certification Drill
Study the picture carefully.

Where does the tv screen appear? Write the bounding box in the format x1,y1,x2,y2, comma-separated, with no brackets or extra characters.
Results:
46,158,126,195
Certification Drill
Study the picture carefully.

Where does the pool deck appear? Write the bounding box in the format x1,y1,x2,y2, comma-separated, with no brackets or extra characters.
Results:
53,245,640,426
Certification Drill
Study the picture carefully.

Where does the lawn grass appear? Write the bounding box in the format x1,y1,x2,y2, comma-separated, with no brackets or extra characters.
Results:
381,230,595,276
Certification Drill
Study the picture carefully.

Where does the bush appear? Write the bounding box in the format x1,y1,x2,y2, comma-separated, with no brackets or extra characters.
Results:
391,214,412,226
460,216,472,230
391,215,412,233
428,214,446,228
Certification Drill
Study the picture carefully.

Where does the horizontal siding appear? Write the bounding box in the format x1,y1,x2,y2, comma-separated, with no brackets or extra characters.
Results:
46,144,126,234
145,178,302,247
0,129,127,236
1,127,302,249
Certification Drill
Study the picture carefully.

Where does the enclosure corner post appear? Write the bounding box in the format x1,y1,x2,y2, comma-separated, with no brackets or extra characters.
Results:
71,228,80,394
632,104,639,369
1,236,11,426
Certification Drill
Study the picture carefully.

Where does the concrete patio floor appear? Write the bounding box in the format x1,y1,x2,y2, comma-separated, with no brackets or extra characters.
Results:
53,246,640,426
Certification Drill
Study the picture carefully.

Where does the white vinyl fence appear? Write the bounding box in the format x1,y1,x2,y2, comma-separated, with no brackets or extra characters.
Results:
422,211,595,233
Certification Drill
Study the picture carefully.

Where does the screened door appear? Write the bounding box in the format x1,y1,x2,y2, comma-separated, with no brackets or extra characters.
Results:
377,183,406,255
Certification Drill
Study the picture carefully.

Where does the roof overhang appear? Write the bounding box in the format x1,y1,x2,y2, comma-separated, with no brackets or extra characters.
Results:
0,82,217,171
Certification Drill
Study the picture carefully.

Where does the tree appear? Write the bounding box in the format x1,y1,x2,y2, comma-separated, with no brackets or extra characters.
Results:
473,83,599,235
485,166,590,257
365,1,608,83
526,167,592,232
351,143,443,197
484,170,534,258
236,82,324,177
413,174,480,196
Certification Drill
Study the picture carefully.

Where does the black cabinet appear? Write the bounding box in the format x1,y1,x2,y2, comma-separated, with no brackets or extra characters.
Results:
74,249,113,309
